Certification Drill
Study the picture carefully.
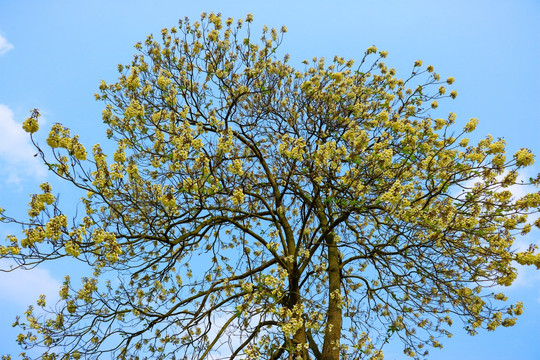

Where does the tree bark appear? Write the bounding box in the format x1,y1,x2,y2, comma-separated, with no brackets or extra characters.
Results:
289,270,309,359
321,232,342,360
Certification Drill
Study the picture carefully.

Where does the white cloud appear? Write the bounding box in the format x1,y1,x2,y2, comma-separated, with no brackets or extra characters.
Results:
0,260,61,308
0,34,14,56
206,308,266,359
0,104,47,186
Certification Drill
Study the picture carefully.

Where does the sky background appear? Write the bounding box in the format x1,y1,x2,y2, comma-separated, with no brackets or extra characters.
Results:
0,0,539,358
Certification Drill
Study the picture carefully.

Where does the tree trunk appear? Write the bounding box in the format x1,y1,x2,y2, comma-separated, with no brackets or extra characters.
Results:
289,271,309,359
321,232,342,360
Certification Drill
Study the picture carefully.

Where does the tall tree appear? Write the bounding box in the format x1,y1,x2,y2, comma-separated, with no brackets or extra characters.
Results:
2,13,540,360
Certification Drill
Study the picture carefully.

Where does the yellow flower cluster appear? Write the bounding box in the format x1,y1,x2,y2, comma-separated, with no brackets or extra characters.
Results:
124,99,145,119
379,180,403,204
91,228,122,262
378,148,394,166
64,240,81,257
45,215,68,240
231,188,245,206
513,148,534,167
280,303,305,338
278,134,306,161
489,139,506,154
342,125,368,152
228,159,245,175
91,144,111,189
21,227,45,247
464,118,479,133
125,67,141,90
126,162,139,180
207,12,223,29
366,45,377,54
515,251,540,269
514,192,540,210
22,117,39,133
77,277,98,303
156,74,171,89
113,144,126,163
217,130,234,154
160,193,177,209
59,276,70,299
46,124,87,160
109,162,124,180
28,188,55,217
314,141,348,172
434,118,446,130
207,29,219,42
0,239,20,255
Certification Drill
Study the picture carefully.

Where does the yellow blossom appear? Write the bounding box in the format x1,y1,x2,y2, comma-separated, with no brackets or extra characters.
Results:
513,148,534,167
229,159,244,175
71,140,87,160
231,188,245,206
367,45,377,54
157,75,171,88
22,117,39,133
464,118,479,132
65,241,81,257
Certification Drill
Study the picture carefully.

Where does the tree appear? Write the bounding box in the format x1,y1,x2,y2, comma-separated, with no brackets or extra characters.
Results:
2,12,540,360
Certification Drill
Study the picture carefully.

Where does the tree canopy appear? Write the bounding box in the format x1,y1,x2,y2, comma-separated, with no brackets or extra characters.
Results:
2,13,540,360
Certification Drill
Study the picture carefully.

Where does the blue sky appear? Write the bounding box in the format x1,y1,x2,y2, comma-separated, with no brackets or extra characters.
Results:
0,0,539,358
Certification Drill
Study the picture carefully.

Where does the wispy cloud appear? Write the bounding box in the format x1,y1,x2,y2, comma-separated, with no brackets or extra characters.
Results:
0,260,61,308
0,34,14,56
0,104,47,186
